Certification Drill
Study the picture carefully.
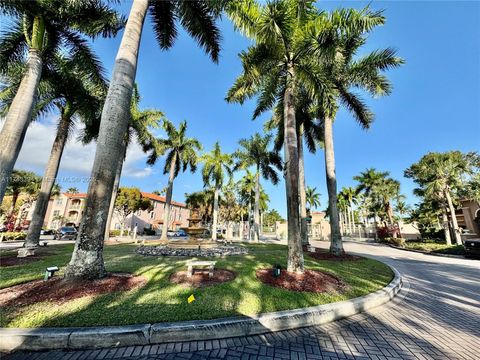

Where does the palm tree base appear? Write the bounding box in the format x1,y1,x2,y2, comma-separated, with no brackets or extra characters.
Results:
64,250,107,280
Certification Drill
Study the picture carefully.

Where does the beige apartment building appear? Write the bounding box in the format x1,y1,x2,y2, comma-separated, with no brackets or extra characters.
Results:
457,199,480,239
22,191,190,234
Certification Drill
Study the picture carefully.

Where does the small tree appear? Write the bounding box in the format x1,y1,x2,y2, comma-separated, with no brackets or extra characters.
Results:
201,142,233,241
66,188,79,194
264,209,285,228
113,187,152,237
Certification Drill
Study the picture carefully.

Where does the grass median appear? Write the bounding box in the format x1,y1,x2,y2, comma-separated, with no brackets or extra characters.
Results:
0,242,393,328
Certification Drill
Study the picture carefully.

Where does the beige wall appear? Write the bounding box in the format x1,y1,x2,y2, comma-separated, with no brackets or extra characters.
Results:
24,192,190,234
459,200,480,238
111,198,190,234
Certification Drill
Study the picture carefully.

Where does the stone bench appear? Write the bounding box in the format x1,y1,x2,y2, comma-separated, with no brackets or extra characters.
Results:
186,260,216,278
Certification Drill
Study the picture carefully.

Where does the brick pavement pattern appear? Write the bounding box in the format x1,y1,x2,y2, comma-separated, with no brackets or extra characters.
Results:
4,241,480,360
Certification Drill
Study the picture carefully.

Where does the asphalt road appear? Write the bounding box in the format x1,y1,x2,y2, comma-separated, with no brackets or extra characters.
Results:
4,240,480,360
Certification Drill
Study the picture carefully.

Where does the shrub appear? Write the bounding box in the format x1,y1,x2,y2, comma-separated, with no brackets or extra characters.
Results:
389,237,406,247
109,230,121,237
378,237,406,247
377,225,400,239
0,232,27,241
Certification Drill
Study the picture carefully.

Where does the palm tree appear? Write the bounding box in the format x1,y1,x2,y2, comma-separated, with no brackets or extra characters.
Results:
233,133,281,241
201,142,233,241
65,0,223,280
226,0,324,272
310,9,404,254
0,0,123,204
4,169,41,221
405,151,480,245
102,84,164,240
339,187,357,235
265,87,322,244
1,52,107,248
154,120,201,240
354,168,400,237
226,1,402,263
305,186,321,210
237,169,256,229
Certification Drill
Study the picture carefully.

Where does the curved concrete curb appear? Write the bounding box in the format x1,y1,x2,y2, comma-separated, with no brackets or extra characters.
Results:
0,266,402,352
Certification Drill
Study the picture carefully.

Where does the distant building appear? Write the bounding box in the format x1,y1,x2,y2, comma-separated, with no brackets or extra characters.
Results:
457,199,480,239
117,192,190,234
22,191,190,233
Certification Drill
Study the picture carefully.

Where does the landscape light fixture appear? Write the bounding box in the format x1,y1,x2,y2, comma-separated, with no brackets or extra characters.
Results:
273,265,282,278
44,266,59,281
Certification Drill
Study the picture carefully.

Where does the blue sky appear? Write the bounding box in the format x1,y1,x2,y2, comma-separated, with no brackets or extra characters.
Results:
10,1,480,217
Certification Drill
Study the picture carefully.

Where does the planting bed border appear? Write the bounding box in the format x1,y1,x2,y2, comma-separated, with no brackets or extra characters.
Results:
0,265,402,352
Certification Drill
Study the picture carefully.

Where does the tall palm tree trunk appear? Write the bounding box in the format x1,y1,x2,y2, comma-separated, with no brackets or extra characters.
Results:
441,206,452,245
349,204,354,235
324,116,343,256
212,184,220,241
0,49,43,204
298,125,308,245
373,213,378,240
445,189,462,245
283,76,304,273
386,202,398,238
65,0,149,280
161,154,176,240
25,112,71,248
104,150,125,241
253,169,260,242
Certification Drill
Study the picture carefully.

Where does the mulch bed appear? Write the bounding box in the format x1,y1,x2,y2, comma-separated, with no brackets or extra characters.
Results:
0,273,145,308
256,269,348,293
169,269,236,288
303,246,361,261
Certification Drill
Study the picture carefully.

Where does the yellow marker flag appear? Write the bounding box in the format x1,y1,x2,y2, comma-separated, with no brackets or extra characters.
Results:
188,294,195,303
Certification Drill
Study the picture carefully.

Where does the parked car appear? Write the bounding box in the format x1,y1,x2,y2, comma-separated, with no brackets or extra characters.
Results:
40,229,55,236
167,230,177,237
464,239,480,258
54,226,77,240
175,229,187,237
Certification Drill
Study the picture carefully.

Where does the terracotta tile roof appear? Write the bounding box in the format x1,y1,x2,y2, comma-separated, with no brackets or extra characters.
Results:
141,192,186,208
64,193,87,198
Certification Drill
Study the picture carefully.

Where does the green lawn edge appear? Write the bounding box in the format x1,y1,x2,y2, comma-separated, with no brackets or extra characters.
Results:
0,243,393,328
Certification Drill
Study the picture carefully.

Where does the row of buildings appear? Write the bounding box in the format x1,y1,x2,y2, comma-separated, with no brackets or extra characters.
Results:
11,191,480,239
21,192,190,234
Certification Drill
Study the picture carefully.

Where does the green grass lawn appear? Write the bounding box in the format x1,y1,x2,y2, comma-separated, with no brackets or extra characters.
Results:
0,243,393,328
402,240,465,255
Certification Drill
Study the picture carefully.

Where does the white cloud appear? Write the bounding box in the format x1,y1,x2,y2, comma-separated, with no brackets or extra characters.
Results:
14,119,154,179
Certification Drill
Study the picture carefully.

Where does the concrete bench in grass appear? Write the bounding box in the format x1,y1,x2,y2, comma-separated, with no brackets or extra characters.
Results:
186,260,216,278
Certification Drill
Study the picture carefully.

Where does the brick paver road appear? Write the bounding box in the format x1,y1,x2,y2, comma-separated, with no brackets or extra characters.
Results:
4,241,480,360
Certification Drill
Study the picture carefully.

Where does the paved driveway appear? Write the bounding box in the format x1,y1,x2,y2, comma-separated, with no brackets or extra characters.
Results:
4,241,480,360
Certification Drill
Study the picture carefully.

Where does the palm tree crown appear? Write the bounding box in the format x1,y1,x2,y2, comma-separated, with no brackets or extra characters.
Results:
305,186,321,210
156,120,202,178
234,133,282,184
201,142,233,189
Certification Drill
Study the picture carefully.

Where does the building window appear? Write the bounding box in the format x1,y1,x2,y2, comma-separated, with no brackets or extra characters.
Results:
154,202,157,208
56,198,62,205
150,212,155,219
53,210,60,217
